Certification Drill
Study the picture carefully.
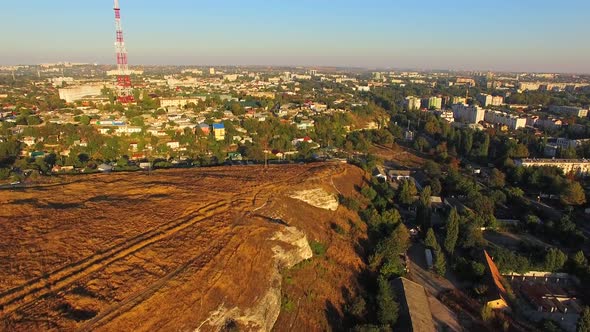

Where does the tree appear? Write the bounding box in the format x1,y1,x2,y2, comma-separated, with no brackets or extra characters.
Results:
416,186,433,231
377,277,399,327
461,130,473,155
117,156,130,168
419,186,432,208
544,248,567,272
361,185,378,202
434,251,447,276
397,179,417,205
414,136,430,153
79,115,91,126
478,133,490,158
572,251,588,270
444,208,460,255
0,168,11,180
579,307,590,332
423,160,442,178
489,168,506,188
561,181,586,206
425,228,441,252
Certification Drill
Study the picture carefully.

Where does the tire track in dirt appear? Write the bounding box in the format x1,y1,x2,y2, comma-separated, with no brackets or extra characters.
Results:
78,232,235,331
78,193,255,331
0,199,230,317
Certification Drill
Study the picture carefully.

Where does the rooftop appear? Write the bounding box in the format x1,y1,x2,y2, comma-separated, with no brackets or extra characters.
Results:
393,277,436,332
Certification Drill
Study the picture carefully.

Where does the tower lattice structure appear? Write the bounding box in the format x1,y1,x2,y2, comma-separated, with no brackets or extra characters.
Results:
113,0,134,103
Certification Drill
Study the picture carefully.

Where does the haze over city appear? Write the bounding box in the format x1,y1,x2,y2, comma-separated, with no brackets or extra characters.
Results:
1,0,590,72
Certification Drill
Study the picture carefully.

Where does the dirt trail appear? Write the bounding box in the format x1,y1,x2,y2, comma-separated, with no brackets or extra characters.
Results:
0,163,367,331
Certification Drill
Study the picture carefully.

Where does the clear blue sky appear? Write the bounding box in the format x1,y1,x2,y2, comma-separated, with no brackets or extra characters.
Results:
1,0,589,73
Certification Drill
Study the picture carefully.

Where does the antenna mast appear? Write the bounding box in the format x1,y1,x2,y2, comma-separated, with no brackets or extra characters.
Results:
113,0,134,103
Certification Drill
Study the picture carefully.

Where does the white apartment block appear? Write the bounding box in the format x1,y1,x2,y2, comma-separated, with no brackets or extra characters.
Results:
116,126,142,135
58,85,104,103
160,97,206,108
549,105,589,118
478,93,504,107
48,77,74,87
452,104,485,124
106,69,144,76
515,159,590,176
405,96,422,110
484,110,527,130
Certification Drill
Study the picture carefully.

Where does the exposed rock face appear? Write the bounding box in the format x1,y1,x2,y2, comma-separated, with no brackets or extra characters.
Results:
197,226,312,332
289,188,339,211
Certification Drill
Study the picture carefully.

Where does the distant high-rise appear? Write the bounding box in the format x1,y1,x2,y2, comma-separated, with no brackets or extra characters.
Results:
113,0,134,103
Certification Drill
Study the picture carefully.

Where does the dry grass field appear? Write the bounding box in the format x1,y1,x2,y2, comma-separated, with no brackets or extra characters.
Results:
0,163,368,331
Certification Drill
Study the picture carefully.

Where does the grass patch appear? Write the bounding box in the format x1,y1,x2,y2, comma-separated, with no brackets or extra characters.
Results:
310,241,327,256
281,294,296,313
331,222,347,235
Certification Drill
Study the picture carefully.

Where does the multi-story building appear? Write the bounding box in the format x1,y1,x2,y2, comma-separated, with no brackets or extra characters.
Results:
484,110,527,130
424,97,443,110
519,82,590,92
106,69,143,76
436,110,455,123
549,105,589,118
455,78,476,87
160,97,206,108
478,93,504,107
515,159,590,175
223,74,239,82
405,96,422,111
452,104,485,124
48,77,74,87
58,85,104,103
213,123,225,141
451,96,466,105
116,126,142,135
556,138,590,150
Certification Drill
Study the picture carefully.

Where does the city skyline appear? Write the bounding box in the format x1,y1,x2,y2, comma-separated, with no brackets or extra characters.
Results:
1,0,590,73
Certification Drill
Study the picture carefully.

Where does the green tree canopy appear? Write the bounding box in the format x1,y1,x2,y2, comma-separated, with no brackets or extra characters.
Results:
444,208,460,255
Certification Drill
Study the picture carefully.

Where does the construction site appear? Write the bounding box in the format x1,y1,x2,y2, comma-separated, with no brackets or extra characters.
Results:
0,163,368,331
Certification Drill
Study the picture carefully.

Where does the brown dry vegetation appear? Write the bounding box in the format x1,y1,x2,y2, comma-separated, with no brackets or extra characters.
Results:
369,144,425,169
0,163,367,331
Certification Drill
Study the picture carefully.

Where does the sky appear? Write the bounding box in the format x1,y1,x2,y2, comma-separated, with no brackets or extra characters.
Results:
1,0,589,73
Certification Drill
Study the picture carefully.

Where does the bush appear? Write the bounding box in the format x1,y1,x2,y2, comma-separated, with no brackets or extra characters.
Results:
310,241,327,256
0,168,10,180
340,195,361,212
331,223,346,235
281,294,296,313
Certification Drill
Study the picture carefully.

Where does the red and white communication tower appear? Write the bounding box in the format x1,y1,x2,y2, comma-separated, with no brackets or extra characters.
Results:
113,0,134,103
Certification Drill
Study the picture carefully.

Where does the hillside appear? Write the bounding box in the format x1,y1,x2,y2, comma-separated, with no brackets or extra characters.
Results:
0,163,367,331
